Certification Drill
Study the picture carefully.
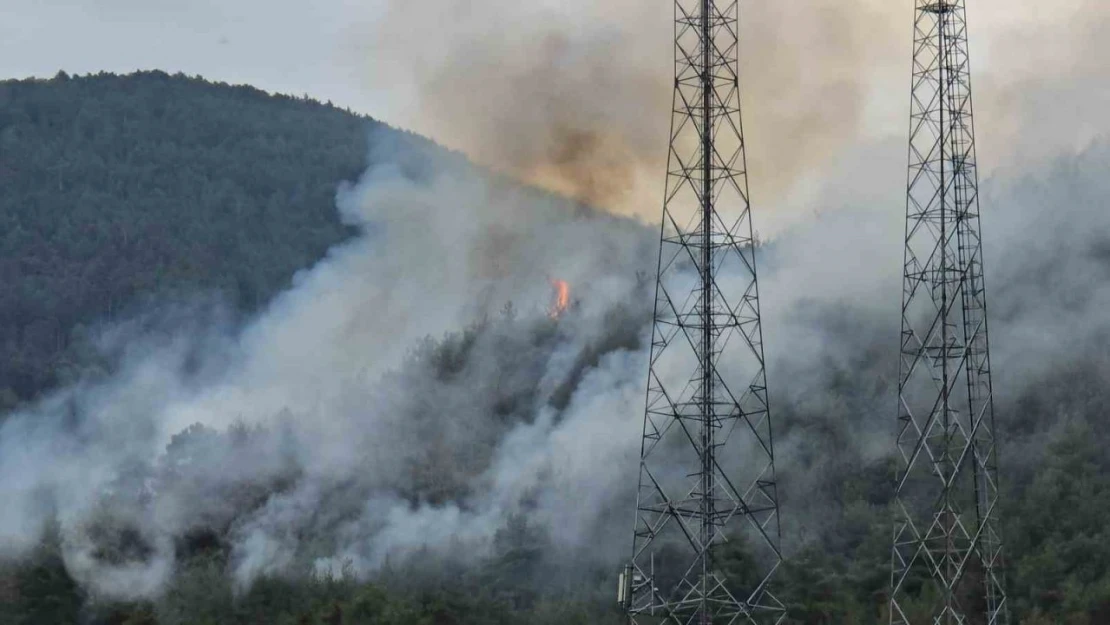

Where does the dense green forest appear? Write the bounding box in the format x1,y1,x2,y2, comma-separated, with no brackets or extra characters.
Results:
2,72,1110,625
0,70,460,405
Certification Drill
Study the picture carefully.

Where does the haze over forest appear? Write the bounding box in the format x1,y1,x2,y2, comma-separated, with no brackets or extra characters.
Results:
2,2,1110,624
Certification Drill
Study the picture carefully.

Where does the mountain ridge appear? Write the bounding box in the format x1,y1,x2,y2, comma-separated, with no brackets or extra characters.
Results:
0,70,470,405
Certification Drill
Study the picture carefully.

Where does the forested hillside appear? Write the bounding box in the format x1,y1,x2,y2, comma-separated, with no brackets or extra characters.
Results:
2,72,1110,625
0,70,441,405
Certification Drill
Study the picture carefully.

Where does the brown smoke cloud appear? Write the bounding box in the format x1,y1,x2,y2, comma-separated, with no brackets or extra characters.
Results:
973,0,1110,173
358,0,903,217
356,0,1110,217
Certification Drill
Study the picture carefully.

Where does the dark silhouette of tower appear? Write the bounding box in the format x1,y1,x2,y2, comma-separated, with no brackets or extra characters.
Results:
890,1,1007,623
620,1,784,623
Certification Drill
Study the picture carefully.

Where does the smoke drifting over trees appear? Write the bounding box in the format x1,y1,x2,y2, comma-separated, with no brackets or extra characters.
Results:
3,66,1110,622
0,80,660,601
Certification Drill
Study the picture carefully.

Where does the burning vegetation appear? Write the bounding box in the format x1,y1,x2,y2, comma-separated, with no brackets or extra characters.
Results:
549,279,571,319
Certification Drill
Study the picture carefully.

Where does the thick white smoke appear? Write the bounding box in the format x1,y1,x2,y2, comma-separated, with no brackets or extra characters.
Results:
0,129,658,598
3,121,1110,603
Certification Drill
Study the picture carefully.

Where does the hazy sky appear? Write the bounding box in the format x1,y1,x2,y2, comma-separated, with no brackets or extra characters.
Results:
4,0,1109,228
1,0,392,112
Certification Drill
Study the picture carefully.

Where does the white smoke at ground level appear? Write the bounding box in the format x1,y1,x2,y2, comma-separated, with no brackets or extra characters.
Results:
3,127,1110,600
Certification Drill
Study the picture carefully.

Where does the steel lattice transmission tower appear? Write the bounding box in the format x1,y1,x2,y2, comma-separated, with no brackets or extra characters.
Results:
619,1,784,623
890,1,1007,623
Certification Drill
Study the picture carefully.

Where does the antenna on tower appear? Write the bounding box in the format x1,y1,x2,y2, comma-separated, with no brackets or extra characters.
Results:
623,1,785,623
890,1,1008,623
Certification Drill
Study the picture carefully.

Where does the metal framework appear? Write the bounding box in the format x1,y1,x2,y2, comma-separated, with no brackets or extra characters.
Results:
890,1,1007,623
621,1,783,623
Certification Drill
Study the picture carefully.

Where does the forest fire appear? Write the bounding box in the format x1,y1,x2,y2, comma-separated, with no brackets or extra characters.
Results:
549,279,570,319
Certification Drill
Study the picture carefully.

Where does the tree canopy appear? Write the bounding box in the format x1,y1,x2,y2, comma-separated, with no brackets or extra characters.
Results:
0,70,390,403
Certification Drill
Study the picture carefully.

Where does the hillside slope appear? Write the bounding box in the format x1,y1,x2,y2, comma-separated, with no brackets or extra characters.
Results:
0,70,447,403
2,71,1110,625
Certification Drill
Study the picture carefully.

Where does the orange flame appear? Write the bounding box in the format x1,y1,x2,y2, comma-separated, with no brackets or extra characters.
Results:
549,279,570,319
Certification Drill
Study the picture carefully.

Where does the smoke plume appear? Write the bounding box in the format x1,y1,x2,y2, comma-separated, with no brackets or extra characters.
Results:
356,0,1110,228
359,0,904,218
3,115,1110,601
0,130,660,598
